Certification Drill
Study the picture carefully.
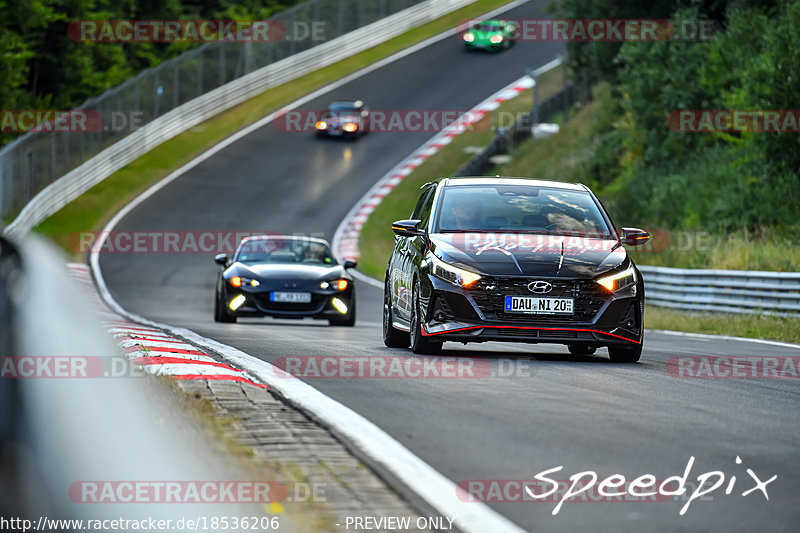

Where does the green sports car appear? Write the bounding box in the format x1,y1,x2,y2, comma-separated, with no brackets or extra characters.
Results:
462,20,517,51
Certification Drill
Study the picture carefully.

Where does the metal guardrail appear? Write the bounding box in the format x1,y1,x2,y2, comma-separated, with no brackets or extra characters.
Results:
2,235,260,523
3,0,477,238
639,265,800,316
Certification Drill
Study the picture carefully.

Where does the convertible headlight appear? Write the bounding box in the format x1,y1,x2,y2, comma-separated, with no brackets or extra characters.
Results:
489,34,503,43
429,255,481,288
596,265,636,292
230,276,259,288
463,33,475,42
321,279,348,290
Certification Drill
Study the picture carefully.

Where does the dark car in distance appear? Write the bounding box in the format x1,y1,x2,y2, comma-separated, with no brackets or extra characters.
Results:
383,177,650,362
315,100,369,138
214,235,356,325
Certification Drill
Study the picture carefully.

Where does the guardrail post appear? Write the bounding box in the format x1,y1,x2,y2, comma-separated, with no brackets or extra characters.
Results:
197,53,204,97
219,44,225,86
561,55,568,120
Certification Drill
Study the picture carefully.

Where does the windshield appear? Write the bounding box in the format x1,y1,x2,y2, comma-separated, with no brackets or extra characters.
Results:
328,102,359,112
434,184,613,237
234,238,336,265
474,23,501,32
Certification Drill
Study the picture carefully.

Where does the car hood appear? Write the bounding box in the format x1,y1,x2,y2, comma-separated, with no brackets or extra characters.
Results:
429,233,628,278
229,263,345,280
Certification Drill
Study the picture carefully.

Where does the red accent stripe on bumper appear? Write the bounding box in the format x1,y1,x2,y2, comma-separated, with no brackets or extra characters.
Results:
421,325,640,344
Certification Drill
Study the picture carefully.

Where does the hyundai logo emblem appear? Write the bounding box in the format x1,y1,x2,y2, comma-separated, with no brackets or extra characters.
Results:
527,281,552,294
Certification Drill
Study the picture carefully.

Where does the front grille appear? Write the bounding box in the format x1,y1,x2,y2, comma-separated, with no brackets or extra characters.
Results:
496,329,579,339
253,293,326,313
469,277,610,324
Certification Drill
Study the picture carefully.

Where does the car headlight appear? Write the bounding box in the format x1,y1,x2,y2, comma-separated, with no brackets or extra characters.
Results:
229,276,259,288
428,255,481,288
321,279,348,290
316,120,327,130
489,34,503,43
596,265,636,292
463,33,475,42
343,122,358,132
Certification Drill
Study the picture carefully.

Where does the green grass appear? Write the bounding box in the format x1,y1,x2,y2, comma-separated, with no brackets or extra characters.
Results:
492,84,800,272
358,65,565,279
645,306,800,344
33,0,517,257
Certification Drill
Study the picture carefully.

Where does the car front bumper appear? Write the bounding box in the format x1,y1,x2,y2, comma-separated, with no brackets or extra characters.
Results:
223,287,354,320
419,275,643,346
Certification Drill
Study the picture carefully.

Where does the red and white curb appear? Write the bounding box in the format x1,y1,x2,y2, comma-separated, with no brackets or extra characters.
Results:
331,73,536,267
67,263,267,388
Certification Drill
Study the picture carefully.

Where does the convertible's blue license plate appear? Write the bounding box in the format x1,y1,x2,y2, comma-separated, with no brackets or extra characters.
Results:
504,296,573,314
270,292,312,303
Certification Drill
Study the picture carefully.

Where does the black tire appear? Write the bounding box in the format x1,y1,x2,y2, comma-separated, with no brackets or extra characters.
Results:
329,297,356,327
409,283,442,355
214,292,237,323
568,344,596,356
383,283,410,348
608,343,642,363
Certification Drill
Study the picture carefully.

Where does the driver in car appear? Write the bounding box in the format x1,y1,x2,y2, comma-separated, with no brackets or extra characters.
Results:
302,243,333,264
451,197,484,230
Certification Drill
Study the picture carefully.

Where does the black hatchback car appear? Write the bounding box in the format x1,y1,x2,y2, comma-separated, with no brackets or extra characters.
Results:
383,177,650,362
214,235,356,325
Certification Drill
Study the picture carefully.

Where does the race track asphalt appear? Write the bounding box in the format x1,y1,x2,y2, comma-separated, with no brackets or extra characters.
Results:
98,2,800,531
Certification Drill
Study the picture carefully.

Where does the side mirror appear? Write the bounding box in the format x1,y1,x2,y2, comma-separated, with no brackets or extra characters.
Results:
391,219,424,237
343,260,357,269
214,253,229,265
620,227,651,246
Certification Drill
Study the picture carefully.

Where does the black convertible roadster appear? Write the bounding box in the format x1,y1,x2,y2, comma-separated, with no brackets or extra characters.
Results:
214,235,356,325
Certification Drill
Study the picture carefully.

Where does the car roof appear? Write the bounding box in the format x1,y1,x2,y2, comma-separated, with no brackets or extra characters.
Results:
239,235,331,246
442,177,588,192
329,100,363,109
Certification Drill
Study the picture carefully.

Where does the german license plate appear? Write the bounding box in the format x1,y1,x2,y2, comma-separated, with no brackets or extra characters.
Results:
270,292,312,303
504,296,574,314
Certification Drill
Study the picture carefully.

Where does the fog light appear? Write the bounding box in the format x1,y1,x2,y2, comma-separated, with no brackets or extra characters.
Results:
229,294,246,311
433,310,446,322
331,298,348,314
